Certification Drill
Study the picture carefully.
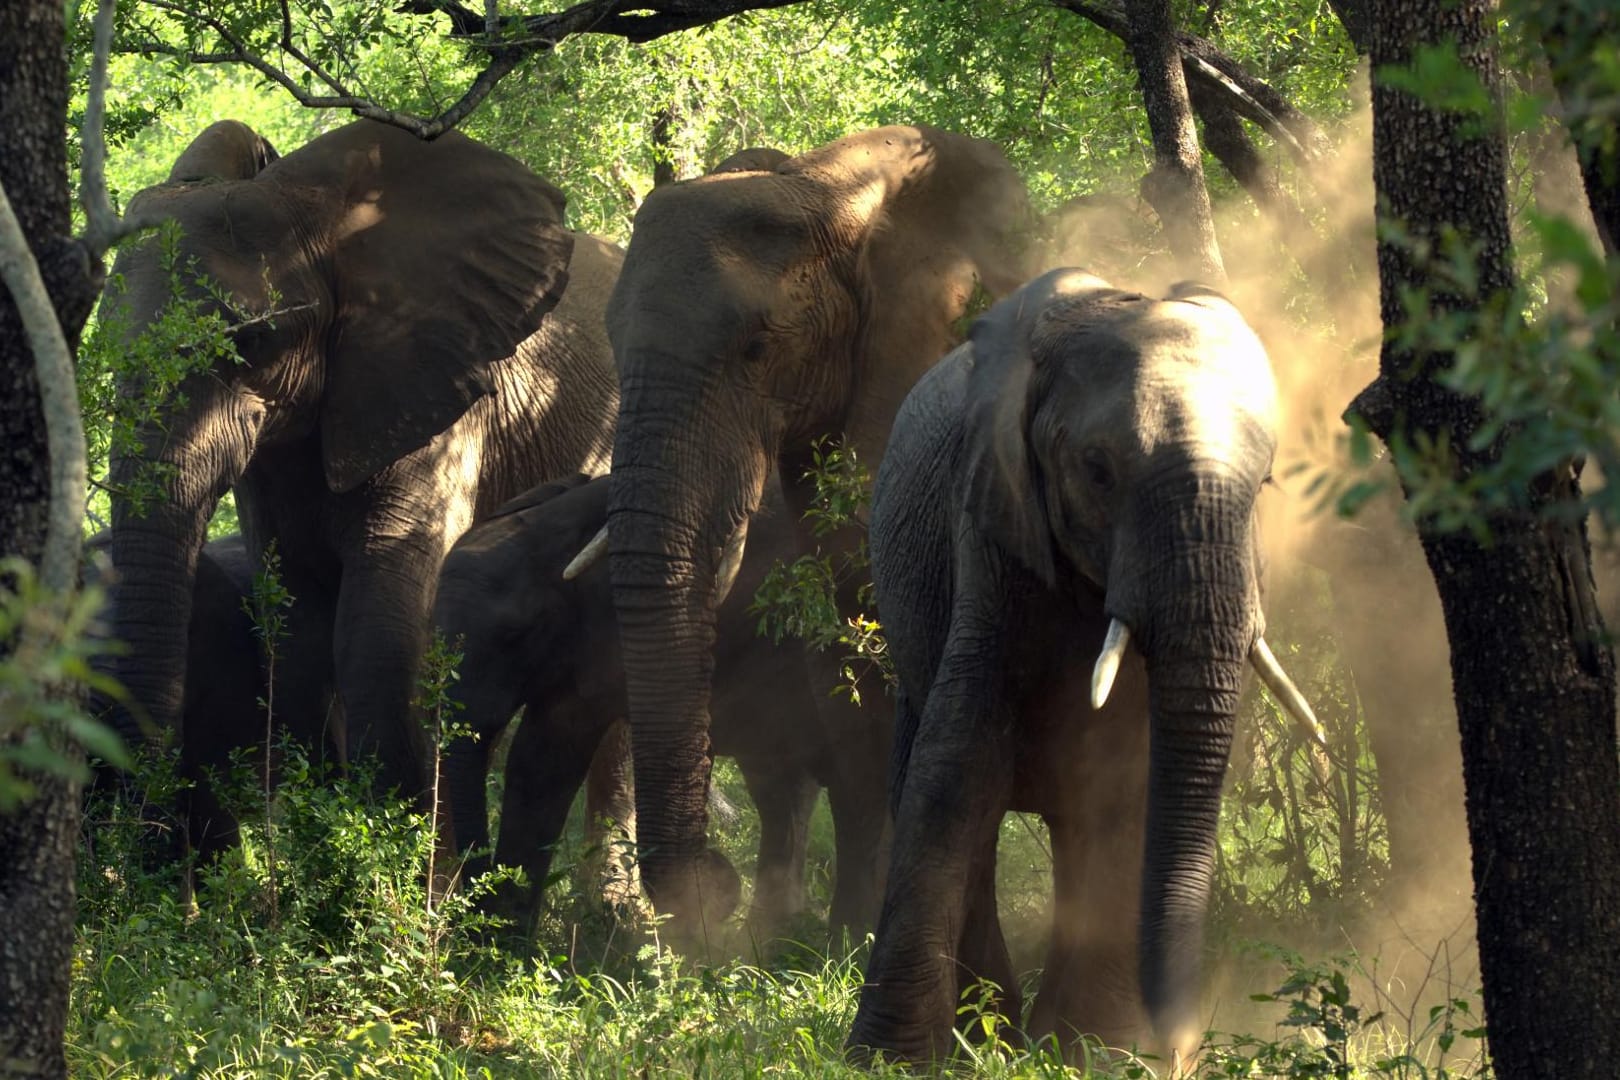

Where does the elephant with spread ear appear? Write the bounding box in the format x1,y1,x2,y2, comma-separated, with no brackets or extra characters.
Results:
434,471,888,940
844,270,1318,1065
96,119,621,818
575,124,1032,942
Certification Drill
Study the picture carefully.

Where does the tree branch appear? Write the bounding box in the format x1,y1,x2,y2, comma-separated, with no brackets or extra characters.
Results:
0,182,85,598
80,0,161,258
1053,0,1329,164
126,0,811,139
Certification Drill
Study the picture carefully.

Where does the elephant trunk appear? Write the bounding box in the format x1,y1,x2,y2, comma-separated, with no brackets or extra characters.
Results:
102,380,261,752
607,370,768,940
1125,466,1259,1055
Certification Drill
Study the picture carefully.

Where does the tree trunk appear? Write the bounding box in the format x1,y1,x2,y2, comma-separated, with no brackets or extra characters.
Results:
1355,1,1620,1076
1122,0,1226,282
0,3,105,1077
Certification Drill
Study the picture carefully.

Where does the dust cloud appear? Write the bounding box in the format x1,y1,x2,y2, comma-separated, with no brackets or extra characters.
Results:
1008,63,1606,1057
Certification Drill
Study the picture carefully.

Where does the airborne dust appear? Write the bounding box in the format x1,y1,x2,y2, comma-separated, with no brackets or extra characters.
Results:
1004,65,1609,1060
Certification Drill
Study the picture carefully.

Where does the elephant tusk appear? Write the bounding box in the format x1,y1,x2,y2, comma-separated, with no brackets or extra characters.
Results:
563,524,609,581
1090,618,1131,710
713,520,750,607
1250,637,1328,749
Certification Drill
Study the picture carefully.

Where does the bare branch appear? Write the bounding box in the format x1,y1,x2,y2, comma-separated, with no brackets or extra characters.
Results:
79,0,158,258
0,180,87,596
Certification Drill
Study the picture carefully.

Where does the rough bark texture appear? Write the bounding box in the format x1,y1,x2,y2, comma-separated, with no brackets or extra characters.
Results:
1122,0,1226,282
1357,1,1620,1075
0,3,103,1077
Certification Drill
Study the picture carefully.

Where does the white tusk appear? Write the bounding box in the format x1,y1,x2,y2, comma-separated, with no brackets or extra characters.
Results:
563,524,609,581
1250,637,1328,748
713,520,750,607
1090,618,1131,710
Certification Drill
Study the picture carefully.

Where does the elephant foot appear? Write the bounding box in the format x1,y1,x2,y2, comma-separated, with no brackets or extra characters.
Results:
645,848,743,958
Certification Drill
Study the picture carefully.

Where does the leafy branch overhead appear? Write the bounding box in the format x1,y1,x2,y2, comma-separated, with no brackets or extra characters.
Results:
119,0,813,139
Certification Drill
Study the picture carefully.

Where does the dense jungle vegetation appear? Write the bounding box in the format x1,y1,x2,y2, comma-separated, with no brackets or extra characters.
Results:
3,0,1618,1076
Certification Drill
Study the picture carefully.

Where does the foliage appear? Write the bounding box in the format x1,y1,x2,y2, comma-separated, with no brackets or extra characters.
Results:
0,560,126,809
750,437,894,705
76,218,267,532
71,746,1488,1078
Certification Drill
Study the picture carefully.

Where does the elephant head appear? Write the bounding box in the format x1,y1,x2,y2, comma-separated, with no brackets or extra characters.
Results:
97,119,573,756
962,268,1312,1051
598,124,1031,936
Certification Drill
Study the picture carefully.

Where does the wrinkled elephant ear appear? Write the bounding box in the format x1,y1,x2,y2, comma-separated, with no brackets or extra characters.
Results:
320,124,575,494
959,267,1114,584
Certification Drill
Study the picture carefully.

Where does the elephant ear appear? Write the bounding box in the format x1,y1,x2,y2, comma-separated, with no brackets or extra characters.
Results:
319,123,574,494
167,120,279,183
960,268,1117,584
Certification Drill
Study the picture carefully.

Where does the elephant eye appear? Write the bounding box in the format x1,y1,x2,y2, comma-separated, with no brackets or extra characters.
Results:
1081,447,1114,493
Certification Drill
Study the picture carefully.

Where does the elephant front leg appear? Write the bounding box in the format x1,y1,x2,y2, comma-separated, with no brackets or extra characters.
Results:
492,696,613,935
847,647,1015,1065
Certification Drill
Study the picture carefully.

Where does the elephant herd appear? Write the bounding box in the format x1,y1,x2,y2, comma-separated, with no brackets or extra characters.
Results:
92,117,1319,1065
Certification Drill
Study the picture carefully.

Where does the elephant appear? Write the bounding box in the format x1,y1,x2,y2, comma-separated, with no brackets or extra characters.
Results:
433,471,888,942
95,119,622,820
843,269,1318,1065
583,124,1033,941
85,533,329,886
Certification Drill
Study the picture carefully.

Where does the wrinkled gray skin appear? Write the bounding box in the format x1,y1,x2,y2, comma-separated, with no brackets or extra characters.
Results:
847,270,1282,1065
87,534,331,877
434,473,888,941
97,120,620,810
604,125,1031,943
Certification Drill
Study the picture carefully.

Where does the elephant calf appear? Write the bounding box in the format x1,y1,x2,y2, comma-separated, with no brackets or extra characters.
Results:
847,270,1318,1065
433,473,888,942
88,534,333,888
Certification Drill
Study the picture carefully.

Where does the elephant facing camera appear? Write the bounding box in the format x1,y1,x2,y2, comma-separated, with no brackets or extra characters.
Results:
847,268,1319,1066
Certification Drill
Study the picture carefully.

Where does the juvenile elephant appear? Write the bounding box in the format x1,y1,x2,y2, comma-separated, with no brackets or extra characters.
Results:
86,534,328,877
846,270,1317,1065
434,473,887,941
96,120,621,813
590,124,1032,940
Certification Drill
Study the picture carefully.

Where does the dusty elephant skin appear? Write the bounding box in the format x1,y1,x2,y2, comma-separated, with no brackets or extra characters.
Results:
846,269,1304,1066
96,119,621,825
601,124,1032,947
433,472,888,941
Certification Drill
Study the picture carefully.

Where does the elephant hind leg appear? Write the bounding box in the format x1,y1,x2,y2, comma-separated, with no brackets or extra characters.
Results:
739,759,818,939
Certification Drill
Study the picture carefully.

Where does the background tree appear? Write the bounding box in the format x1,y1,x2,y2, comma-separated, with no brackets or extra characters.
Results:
1352,0,1620,1076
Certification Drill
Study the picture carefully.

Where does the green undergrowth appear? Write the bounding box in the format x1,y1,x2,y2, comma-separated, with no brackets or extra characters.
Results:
70,750,1489,1079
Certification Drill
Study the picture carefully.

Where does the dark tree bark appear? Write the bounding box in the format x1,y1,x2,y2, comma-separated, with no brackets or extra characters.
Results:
1326,0,1370,53
1121,0,1225,281
0,3,104,1077
1354,1,1620,1076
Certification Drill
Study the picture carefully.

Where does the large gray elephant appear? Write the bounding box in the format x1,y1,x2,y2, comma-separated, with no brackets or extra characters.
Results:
590,124,1032,940
845,270,1318,1065
434,472,888,941
97,119,621,810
